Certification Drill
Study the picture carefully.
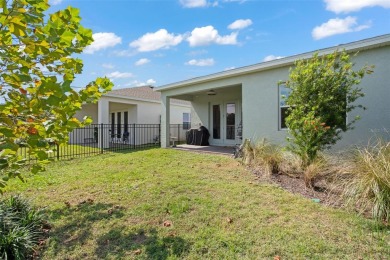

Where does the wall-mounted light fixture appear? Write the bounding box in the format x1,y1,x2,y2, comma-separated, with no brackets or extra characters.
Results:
207,89,216,96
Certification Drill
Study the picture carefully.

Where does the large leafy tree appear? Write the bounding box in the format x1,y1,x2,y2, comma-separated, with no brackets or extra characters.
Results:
0,0,113,191
284,51,373,166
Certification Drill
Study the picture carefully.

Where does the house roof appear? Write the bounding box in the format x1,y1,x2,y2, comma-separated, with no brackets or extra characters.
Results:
155,34,390,92
104,86,190,106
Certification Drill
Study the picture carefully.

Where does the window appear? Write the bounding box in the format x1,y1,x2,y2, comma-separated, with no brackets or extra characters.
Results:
279,84,291,130
183,113,191,130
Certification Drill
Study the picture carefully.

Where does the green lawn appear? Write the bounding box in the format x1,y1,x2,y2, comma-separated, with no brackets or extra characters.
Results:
6,149,390,259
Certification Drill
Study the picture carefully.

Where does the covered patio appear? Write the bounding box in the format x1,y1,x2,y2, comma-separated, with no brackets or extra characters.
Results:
158,83,243,148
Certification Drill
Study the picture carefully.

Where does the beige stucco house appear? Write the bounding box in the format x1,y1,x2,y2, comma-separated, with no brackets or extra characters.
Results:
72,86,191,147
156,34,390,149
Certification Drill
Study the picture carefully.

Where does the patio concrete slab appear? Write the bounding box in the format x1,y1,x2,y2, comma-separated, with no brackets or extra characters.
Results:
171,144,234,156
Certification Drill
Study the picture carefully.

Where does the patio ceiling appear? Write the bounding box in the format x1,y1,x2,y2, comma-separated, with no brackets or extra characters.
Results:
169,84,242,101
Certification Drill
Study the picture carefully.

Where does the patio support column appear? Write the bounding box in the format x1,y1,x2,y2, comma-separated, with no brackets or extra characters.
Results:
161,94,170,148
97,99,110,149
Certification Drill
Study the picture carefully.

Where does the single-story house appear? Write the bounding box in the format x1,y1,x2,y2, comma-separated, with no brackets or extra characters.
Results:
71,86,191,147
156,34,390,149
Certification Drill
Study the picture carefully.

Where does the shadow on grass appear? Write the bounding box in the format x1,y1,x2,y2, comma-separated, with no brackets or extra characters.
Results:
45,202,191,259
95,228,191,259
46,202,125,257
106,146,161,155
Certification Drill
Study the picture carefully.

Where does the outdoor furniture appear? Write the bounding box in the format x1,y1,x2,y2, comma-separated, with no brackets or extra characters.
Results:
170,136,177,147
84,137,94,143
153,135,160,144
123,131,129,144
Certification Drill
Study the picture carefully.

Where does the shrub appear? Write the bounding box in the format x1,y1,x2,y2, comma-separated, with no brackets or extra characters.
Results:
343,141,390,222
284,51,373,166
0,195,47,259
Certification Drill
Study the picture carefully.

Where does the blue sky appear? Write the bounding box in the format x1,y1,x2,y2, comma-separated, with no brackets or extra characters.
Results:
48,0,390,89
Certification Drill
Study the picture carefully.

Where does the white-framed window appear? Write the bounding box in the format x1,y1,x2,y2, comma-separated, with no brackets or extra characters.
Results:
183,112,191,130
279,84,291,130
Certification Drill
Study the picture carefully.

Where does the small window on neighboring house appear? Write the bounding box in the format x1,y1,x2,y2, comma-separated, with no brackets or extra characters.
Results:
183,113,191,130
279,84,291,130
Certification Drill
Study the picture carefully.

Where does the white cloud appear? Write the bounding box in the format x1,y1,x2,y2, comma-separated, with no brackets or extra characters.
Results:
50,0,63,5
186,58,215,66
187,49,208,56
223,0,247,3
179,0,245,8
102,63,114,69
324,0,390,13
312,16,371,40
130,29,183,52
106,71,134,79
135,58,150,66
180,0,208,8
146,79,156,85
228,19,253,30
263,55,284,62
84,33,122,54
129,79,157,87
112,49,137,57
187,26,238,46
224,66,236,70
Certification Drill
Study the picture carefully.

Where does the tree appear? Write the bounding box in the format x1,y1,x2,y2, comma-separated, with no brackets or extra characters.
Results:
0,0,113,192
283,50,373,166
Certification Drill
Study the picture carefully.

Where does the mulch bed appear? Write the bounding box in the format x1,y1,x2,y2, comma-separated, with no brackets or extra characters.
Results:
250,167,344,208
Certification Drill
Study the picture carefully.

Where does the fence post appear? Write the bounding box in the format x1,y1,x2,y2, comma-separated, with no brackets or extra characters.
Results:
100,123,104,154
133,123,136,149
177,124,180,145
56,143,60,160
158,124,161,146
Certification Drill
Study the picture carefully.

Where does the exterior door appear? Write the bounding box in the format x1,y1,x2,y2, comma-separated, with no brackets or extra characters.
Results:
210,101,240,146
210,103,223,145
109,111,129,140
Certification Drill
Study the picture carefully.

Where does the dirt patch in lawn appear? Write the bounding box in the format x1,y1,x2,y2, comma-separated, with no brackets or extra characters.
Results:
251,167,344,208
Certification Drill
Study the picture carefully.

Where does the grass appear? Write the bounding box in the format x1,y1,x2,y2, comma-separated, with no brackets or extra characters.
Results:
5,148,390,259
342,140,390,222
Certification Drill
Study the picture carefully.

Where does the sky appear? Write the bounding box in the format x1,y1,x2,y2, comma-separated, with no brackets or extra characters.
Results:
47,0,390,90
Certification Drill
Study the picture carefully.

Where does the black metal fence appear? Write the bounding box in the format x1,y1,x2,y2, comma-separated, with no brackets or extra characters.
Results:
17,124,188,162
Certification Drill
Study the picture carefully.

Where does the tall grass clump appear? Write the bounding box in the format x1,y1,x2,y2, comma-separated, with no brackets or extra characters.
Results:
242,139,283,175
0,195,48,259
343,140,390,222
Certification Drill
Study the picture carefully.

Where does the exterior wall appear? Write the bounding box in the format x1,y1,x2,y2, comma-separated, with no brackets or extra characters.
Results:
170,104,191,125
335,45,390,149
243,45,390,149
74,103,98,122
70,95,191,147
74,96,190,125
160,44,390,150
241,66,289,145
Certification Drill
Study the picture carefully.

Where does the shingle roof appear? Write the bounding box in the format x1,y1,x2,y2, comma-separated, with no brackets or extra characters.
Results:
105,86,190,106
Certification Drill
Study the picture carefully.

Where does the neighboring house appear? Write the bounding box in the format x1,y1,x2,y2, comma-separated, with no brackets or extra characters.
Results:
71,86,191,147
156,34,390,149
